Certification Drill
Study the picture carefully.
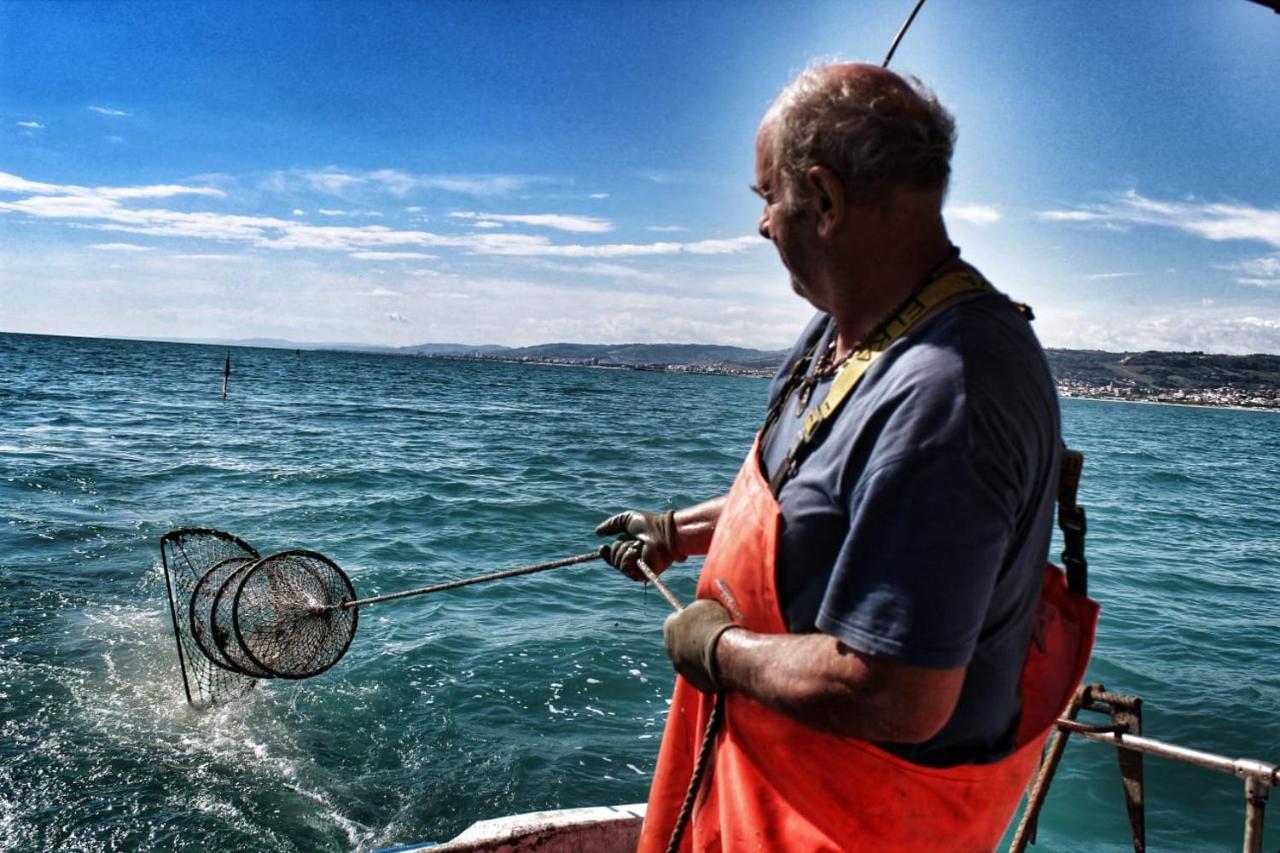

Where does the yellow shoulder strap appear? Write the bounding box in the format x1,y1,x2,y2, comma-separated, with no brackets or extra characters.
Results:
799,271,993,442
767,270,993,494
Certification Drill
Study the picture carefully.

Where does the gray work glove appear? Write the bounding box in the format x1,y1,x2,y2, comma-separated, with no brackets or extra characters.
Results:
595,509,685,581
663,599,739,694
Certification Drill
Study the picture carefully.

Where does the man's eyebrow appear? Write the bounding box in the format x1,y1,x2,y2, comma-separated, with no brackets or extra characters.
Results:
749,183,768,198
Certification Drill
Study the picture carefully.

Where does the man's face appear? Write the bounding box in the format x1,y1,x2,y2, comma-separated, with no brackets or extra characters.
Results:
753,122,821,305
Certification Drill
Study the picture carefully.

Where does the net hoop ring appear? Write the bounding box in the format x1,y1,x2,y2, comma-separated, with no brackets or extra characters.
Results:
232,550,359,681
212,559,276,678
189,555,257,673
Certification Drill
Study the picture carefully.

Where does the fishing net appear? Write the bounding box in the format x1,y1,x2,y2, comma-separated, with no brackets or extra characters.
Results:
163,526,602,697
190,555,256,674
232,551,359,679
159,529,260,706
211,559,277,679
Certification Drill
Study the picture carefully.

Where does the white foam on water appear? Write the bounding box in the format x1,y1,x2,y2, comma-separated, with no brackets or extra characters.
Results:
0,791,19,853
62,599,376,849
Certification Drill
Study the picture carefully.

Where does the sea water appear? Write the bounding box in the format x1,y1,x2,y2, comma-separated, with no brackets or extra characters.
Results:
1,331,1278,852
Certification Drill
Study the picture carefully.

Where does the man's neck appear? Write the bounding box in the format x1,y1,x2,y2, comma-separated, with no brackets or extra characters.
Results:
828,237,959,358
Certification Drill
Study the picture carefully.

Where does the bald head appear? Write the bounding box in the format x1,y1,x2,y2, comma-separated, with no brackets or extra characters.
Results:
762,62,955,212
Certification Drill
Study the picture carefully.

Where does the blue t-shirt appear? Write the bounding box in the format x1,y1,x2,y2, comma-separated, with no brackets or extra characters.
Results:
760,284,1060,767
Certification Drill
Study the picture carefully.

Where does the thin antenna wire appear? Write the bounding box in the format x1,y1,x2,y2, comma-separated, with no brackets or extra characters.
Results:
883,0,928,68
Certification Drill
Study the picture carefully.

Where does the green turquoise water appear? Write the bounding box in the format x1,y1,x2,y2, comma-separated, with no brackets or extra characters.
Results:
2,331,1278,851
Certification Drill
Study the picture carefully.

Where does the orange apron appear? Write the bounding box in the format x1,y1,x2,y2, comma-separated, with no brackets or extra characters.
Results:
638,437,1099,852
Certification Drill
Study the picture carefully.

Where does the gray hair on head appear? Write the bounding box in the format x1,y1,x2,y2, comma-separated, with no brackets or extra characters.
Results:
766,62,956,211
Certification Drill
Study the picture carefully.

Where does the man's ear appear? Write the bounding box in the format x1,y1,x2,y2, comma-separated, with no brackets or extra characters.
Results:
806,165,846,240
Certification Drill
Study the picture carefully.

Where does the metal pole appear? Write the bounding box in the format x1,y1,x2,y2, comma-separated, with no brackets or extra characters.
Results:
1244,775,1269,853
1056,721,1280,785
339,550,603,609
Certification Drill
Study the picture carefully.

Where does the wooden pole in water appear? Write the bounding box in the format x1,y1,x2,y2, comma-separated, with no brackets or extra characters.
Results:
222,351,231,399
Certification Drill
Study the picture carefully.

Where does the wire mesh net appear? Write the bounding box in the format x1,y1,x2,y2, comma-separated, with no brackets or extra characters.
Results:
232,550,359,679
190,555,256,674
159,529,260,706
212,560,276,679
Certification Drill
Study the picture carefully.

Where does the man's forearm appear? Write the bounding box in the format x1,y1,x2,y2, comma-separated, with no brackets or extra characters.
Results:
714,628,964,743
672,495,727,557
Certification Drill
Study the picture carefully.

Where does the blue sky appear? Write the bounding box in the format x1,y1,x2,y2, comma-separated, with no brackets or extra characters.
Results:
3,0,1279,352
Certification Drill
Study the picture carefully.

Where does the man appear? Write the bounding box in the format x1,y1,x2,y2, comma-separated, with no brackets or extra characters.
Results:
597,63,1096,851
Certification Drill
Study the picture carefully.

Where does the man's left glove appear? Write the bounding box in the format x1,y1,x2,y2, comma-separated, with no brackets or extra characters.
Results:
595,509,686,581
663,599,739,694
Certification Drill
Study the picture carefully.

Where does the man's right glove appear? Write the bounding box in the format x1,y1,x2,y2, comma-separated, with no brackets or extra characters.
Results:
595,509,685,581
663,598,739,694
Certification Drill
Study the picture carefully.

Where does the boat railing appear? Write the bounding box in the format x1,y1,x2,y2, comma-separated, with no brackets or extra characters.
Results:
1011,683,1277,853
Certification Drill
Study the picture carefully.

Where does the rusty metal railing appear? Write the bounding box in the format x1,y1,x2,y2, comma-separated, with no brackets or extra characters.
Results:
1011,683,1279,853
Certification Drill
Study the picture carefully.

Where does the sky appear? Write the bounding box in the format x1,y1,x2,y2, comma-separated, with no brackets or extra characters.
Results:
2,0,1279,353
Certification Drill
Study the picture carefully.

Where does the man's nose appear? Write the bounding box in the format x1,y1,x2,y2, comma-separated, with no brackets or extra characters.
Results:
758,212,771,240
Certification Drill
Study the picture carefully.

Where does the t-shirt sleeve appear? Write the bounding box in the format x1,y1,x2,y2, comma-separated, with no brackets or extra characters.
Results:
814,445,1015,670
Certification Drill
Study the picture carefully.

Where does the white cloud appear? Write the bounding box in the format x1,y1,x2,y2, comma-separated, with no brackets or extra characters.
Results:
89,106,129,117
306,169,364,194
292,208,306,216
1237,256,1280,277
1038,190,1280,248
0,170,761,260
1042,309,1280,355
414,174,531,196
683,236,760,255
634,170,686,185
0,172,223,200
1084,272,1139,280
350,251,437,261
16,121,43,129
646,225,688,233
173,253,246,261
318,208,382,217
385,312,410,324
449,210,613,234
365,288,403,298
90,242,151,252
469,234,759,258
947,204,1001,226
534,261,663,282
1220,255,1280,288
589,193,609,199
471,220,503,228
99,184,224,200
293,168,535,199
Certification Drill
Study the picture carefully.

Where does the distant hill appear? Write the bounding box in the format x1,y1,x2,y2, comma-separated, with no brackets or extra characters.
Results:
403,341,1280,391
398,342,512,356
1045,349,1280,392
82,332,1280,393
479,342,788,371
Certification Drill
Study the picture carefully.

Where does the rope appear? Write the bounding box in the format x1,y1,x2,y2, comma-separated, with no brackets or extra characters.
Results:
629,556,723,853
667,692,725,853
633,556,685,612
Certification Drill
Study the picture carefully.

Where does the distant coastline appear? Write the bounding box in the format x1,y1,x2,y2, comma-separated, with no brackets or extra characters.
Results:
419,348,1280,411
4,330,1278,410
